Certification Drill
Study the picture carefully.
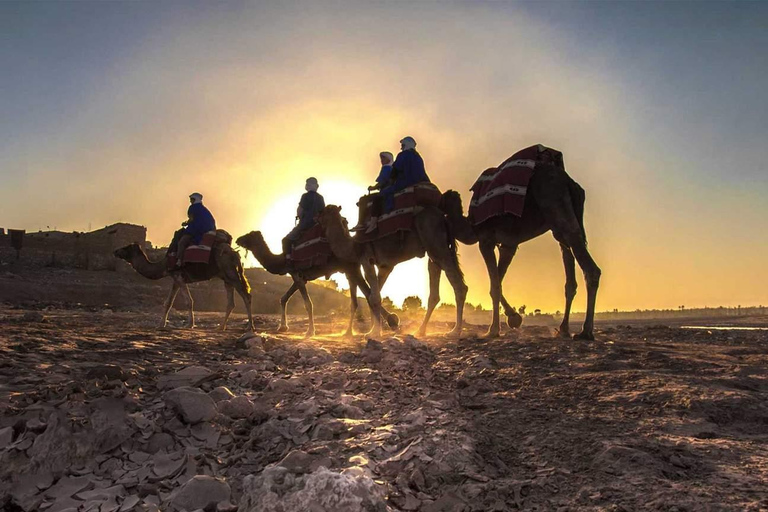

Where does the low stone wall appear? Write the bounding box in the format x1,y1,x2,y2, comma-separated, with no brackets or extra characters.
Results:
0,224,146,271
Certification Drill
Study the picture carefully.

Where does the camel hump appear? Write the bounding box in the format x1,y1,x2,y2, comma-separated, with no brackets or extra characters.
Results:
214,229,233,245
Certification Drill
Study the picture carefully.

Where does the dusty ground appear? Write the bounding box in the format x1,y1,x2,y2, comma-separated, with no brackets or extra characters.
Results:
1,306,767,511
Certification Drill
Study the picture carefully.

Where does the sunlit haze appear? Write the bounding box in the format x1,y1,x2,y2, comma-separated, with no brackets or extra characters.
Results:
2,1,767,311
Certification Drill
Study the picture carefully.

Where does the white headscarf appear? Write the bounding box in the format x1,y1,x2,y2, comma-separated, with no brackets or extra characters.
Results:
380,151,394,165
400,136,417,151
189,192,203,204
305,177,319,192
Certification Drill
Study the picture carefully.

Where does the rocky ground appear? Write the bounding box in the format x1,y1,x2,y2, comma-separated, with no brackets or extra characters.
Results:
1,306,767,511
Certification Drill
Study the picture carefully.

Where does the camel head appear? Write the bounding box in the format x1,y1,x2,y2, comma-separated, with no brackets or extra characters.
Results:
235,231,265,252
440,190,465,217
315,205,345,232
113,243,144,262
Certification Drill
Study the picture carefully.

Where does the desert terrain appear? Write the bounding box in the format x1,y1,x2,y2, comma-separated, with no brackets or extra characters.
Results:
1,270,767,511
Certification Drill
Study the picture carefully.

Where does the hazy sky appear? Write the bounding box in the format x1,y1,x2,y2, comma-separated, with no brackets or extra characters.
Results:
2,1,767,311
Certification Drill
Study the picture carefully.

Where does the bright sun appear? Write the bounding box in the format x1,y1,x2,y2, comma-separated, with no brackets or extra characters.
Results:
248,179,430,308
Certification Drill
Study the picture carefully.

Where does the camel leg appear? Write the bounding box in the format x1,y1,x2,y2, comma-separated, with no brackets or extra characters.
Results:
417,259,442,337
161,281,181,328
279,282,300,332
375,266,396,329
362,259,382,338
353,267,399,331
443,257,468,337
568,238,601,340
479,240,501,338
418,221,468,336
344,272,360,337
558,242,578,338
182,283,195,328
220,283,235,331
235,283,255,332
497,245,522,329
497,245,517,315
295,278,315,338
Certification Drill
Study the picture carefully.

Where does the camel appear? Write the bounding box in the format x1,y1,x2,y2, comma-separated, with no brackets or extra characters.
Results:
114,242,255,331
439,160,601,340
235,231,399,337
316,204,467,338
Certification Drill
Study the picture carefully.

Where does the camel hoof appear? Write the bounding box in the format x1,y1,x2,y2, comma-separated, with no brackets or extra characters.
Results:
557,328,571,339
416,329,427,338
277,325,289,333
446,327,462,337
484,329,500,339
573,331,595,341
342,330,354,338
304,330,316,339
506,313,523,329
386,313,400,329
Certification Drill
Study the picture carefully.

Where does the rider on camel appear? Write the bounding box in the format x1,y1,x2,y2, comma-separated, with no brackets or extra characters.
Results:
353,137,431,233
282,177,326,255
176,192,216,267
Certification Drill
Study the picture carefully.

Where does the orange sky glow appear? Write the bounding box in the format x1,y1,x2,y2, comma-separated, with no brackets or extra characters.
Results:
3,2,767,312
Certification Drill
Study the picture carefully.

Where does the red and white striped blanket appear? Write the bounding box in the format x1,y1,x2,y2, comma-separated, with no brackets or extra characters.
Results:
288,224,332,270
469,144,558,225
356,182,442,242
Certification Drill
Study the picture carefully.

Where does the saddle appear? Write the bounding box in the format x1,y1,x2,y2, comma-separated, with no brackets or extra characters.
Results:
355,182,442,242
287,224,333,270
167,229,232,269
468,144,562,225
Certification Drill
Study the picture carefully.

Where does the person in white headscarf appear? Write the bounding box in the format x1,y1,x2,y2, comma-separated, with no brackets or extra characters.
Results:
368,151,395,192
176,192,216,266
282,177,325,255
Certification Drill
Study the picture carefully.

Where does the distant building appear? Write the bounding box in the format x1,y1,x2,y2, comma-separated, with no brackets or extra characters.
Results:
0,223,147,271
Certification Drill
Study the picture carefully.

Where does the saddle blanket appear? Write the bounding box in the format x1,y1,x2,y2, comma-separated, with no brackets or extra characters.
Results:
469,145,553,226
357,182,441,242
168,229,232,267
288,224,332,269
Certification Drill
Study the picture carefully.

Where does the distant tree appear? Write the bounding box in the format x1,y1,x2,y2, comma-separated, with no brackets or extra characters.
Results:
518,305,527,315
534,309,541,316
402,296,423,312
381,296,395,310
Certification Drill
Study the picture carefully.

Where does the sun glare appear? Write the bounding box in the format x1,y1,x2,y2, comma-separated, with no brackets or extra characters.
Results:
247,177,430,307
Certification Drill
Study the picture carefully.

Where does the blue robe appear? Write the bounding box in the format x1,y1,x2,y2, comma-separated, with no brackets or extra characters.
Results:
383,149,431,211
185,203,216,244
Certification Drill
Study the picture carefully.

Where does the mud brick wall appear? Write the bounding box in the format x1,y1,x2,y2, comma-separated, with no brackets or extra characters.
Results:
0,223,146,271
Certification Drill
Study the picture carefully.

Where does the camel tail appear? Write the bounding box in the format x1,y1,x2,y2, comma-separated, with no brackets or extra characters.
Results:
568,178,587,245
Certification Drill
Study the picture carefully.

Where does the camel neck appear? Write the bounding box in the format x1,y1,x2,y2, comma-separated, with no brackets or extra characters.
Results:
247,238,287,275
324,220,359,263
447,208,479,245
130,251,169,280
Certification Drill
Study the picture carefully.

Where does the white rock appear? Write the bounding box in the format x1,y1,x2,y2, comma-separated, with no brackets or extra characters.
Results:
164,387,218,424
239,466,386,512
